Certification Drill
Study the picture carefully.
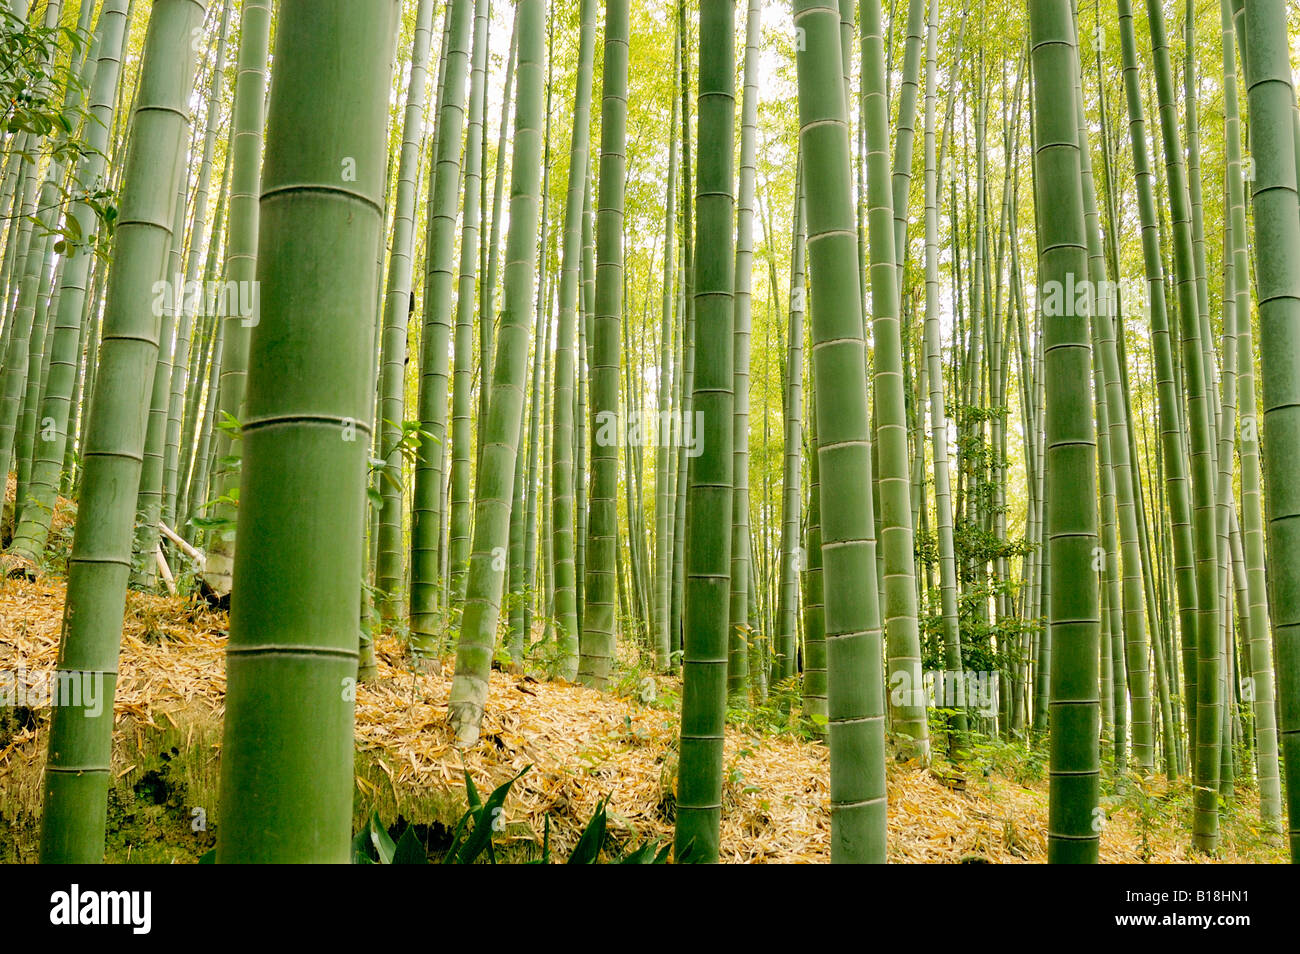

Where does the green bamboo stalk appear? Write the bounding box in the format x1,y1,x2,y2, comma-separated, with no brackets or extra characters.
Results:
10,12,89,538
577,0,630,689
38,0,208,864
577,153,595,644
7,0,131,565
0,151,30,321
373,0,436,622
653,25,680,674
162,0,231,532
1031,328,1051,740
411,0,475,652
184,308,222,534
201,0,272,595
176,148,230,527
863,0,928,758
479,1,520,476
129,169,187,586
445,0,546,745
1093,48,1176,769
215,0,397,862
1116,0,1200,785
774,164,804,685
727,0,760,701
1,149,40,334
1070,4,1151,773
674,0,735,864
13,232,60,521
1143,0,1221,851
890,0,925,292
1241,0,1300,860
521,152,551,652
548,0,597,679
923,0,966,739
1094,323,1126,768
539,278,555,647
1220,0,1281,831
669,4,693,663
1183,1,1217,485
1216,211,1241,803
0,0,64,485
64,254,108,495
449,0,492,614
1030,0,1100,865
793,0,887,863
507,397,528,660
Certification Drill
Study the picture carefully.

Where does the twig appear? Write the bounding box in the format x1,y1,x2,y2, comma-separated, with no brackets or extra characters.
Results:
155,545,177,595
158,521,205,568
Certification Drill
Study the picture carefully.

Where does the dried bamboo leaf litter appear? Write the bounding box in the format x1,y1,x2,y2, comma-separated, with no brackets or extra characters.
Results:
0,576,1284,863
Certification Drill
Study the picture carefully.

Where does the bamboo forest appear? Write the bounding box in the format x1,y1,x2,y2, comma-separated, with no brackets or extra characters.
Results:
0,0,1298,877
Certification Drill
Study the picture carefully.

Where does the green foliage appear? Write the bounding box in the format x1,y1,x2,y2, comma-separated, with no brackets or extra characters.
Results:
49,186,116,256
353,765,671,864
1,11,115,253
725,675,823,742
215,411,242,441
1,11,86,129
919,584,1036,682
185,415,244,540
947,730,1048,788
352,809,398,863
374,419,433,494
190,488,239,540
564,798,608,863
916,397,1040,722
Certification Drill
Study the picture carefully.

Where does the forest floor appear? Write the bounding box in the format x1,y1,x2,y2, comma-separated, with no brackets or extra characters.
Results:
0,570,1287,863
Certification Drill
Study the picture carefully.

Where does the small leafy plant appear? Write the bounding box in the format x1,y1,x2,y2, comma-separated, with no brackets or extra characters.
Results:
354,765,671,864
